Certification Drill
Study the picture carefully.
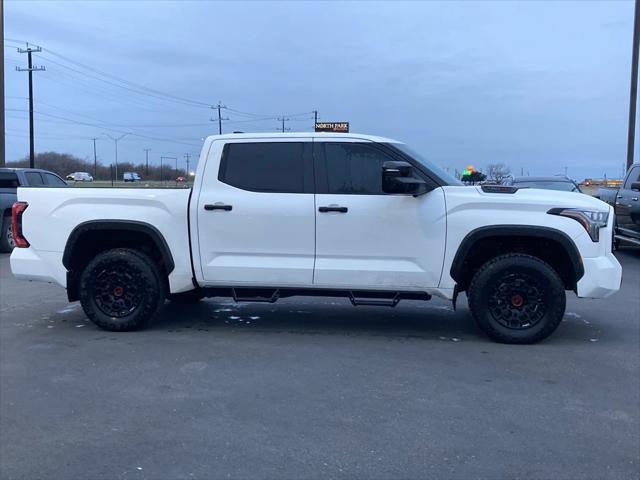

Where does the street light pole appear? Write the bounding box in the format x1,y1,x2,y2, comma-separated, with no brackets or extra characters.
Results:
104,133,129,182
627,0,640,170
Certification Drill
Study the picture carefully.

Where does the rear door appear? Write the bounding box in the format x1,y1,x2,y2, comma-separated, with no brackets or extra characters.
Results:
616,165,640,236
196,138,316,286
313,139,446,289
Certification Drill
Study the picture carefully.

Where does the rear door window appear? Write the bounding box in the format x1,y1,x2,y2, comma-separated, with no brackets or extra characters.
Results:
24,172,45,186
218,142,312,193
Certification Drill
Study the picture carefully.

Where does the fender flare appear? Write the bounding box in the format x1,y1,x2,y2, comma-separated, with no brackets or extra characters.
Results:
449,225,584,284
62,220,175,273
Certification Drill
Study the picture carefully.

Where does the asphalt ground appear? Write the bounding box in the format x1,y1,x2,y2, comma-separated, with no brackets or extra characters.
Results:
1,249,638,480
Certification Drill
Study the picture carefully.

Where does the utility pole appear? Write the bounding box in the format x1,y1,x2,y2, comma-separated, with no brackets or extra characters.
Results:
91,138,98,177
144,148,151,176
211,102,228,135
104,133,129,182
313,110,318,129
16,44,45,168
184,153,191,178
278,117,289,133
0,0,5,167
627,0,640,170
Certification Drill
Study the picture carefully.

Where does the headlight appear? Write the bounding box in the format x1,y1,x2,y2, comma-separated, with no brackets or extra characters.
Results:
548,208,609,242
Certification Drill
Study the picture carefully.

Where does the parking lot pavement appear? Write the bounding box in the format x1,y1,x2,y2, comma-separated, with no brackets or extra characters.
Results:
0,249,638,480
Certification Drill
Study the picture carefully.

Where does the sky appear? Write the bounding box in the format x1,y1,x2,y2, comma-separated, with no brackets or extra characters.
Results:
3,0,636,179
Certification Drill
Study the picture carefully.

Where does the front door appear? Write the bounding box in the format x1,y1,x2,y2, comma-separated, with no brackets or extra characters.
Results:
313,139,447,290
196,138,316,286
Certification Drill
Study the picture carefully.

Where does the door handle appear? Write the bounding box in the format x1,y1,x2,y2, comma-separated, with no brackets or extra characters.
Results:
617,195,624,199
204,204,232,211
632,197,639,201
318,206,348,213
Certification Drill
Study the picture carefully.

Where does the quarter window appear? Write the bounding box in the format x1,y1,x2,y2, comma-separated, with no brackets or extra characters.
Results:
219,142,308,193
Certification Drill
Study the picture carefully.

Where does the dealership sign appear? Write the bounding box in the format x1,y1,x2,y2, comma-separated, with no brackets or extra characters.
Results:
315,122,349,133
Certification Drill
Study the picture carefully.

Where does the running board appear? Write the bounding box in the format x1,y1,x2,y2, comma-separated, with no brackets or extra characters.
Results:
615,234,640,246
203,287,431,305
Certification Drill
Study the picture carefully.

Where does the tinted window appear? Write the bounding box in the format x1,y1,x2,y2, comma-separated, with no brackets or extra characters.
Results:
43,173,67,186
0,172,19,188
24,172,45,186
623,166,640,189
219,142,307,193
322,143,392,195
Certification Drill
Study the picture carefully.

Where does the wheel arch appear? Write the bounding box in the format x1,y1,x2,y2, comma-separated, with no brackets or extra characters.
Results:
450,225,584,292
63,220,175,301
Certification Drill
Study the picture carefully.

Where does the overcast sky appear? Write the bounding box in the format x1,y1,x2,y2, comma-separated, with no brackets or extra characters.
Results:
4,0,635,179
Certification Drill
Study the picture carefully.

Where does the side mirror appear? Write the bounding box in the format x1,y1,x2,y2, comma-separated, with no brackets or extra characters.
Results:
631,182,640,191
382,161,428,195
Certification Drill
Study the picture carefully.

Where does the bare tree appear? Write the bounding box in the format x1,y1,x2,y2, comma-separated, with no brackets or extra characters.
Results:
486,163,511,184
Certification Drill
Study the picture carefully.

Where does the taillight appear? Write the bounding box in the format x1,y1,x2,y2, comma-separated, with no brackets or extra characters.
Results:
11,202,29,248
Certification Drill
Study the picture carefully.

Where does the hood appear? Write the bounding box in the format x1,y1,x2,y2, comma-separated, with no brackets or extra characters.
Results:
440,185,610,213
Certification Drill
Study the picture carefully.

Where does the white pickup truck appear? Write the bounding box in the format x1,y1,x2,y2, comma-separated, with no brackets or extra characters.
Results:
10,133,622,343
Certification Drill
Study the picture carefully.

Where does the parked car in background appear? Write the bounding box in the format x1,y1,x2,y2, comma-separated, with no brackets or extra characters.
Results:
597,163,640,247
0,168,67,252
66,172,94,182
123,172,141,182
176,176,186,183
505,176,582,193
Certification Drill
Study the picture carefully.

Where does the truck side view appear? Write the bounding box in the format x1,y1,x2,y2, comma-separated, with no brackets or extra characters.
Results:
10,133,622,343
597,163,640,248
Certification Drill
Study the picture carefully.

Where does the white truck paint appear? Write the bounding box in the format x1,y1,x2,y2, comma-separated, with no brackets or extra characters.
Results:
10,132,622,343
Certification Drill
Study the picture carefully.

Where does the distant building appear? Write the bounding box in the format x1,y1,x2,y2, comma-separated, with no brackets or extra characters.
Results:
580,178,623,187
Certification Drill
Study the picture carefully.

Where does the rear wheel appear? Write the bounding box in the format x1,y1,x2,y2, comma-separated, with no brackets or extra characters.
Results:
467,254,566,344
0,216,15,253
79,248,166,331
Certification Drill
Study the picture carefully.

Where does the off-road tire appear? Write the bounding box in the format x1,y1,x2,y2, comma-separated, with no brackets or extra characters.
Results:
168,289,204,304
0,215,15,253
467,253,566,344
79,248,166,331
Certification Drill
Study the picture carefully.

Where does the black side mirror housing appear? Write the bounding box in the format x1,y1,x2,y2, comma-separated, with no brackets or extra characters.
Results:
630,181,640,191
382,161,428,195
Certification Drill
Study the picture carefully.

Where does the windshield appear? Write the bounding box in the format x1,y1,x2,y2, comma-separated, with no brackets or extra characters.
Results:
387,143,462,186
514,180,580,192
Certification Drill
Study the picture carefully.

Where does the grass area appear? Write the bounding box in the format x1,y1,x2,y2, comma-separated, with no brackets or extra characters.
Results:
68,180,192,189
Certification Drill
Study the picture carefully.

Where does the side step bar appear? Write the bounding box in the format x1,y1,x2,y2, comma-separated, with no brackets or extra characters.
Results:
615,234,640,246
202,287,431,306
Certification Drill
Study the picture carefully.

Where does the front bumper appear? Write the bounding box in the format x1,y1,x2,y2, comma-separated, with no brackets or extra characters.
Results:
576,252,622,298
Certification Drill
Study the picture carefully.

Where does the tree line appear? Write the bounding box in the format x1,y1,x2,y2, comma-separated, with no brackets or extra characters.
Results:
7,152,189,181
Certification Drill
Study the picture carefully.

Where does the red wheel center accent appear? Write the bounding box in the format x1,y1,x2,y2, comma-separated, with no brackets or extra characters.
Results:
511,294,524,307
113,286,124,297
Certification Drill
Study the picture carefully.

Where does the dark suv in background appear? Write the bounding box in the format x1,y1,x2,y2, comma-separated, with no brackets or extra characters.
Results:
0,168,67,252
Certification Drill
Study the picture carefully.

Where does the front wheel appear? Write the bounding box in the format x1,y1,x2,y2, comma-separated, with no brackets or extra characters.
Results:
79,248,166,331
467,254,566,344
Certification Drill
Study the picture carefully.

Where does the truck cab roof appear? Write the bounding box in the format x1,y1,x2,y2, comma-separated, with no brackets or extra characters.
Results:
206,132,402,144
